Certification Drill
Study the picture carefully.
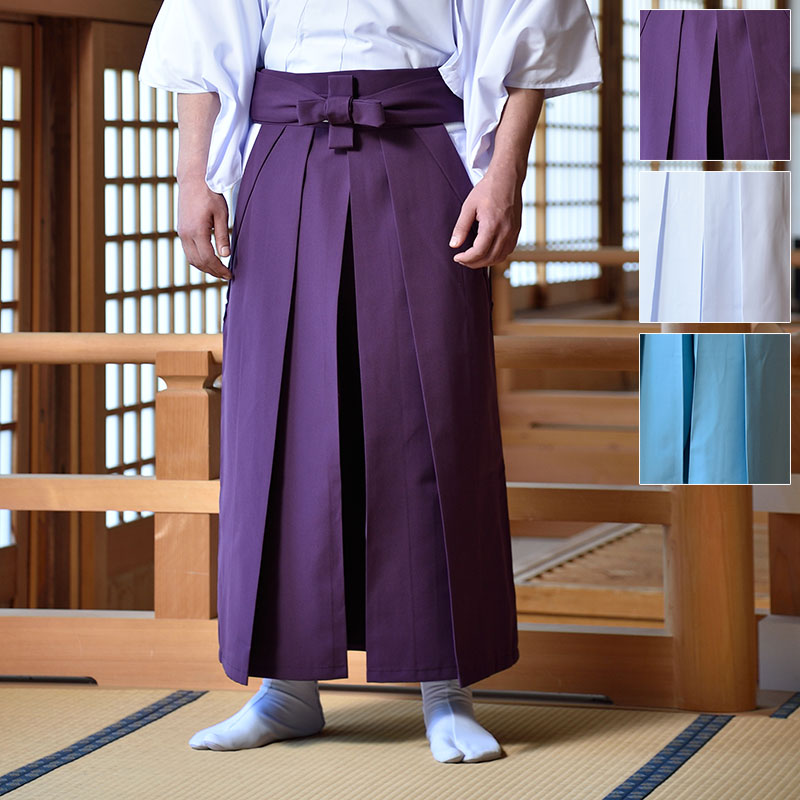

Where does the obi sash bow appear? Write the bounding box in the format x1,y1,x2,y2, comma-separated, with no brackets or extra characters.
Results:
249,68,465,150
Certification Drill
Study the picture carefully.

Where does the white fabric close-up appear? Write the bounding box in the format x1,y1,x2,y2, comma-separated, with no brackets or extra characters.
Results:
137,0,601,198
639,171,790,324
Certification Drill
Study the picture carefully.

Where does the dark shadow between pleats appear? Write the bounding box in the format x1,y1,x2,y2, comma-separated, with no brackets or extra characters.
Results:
706,34,724,159
681,334,696,484
337,200,367,652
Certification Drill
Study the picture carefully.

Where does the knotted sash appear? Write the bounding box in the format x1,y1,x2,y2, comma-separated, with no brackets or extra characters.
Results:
249,67,465,150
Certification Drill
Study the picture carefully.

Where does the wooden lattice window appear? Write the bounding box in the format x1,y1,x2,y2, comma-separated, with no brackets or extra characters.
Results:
622,0,639,252
0,22,31,549
99,31,230,529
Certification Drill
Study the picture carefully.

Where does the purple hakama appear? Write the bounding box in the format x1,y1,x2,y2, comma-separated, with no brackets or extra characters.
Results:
217,66,519,688
640,9,790,161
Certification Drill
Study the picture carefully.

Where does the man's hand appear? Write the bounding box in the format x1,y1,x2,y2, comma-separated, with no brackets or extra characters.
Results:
177,177,233,281
174,92,232,281
449,172,522,270
450,85,544,270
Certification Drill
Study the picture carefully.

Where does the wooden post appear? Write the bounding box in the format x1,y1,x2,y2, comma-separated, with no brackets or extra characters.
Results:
768,513,800,617
599,0,623,306
154,351,220,619
666,485,757,711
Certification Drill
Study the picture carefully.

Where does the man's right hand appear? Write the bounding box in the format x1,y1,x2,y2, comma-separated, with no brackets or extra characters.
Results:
176,177,233,281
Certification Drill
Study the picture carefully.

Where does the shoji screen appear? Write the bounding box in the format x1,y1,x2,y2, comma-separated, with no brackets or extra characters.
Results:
0,22,32,557
82,24,229,532
72,21,230,609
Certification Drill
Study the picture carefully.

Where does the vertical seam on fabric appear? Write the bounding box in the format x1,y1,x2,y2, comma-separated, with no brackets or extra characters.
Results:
327,190,342,674
650,173,669,322
378,131,460,679
640,9,652,37
738,175,744,321
699,237,705,322
377,133,420,672
244,127,315,679
684,334,697,484
742,12,769,158
741,335,750,482
396,256,420,672
229,125,287,277
698,176,705,322
666,12,685,160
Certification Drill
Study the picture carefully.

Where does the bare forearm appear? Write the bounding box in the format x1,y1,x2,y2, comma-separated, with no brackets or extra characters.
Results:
176,92,221,185
174,91,232,279
485,86,544,188
450,86,544,269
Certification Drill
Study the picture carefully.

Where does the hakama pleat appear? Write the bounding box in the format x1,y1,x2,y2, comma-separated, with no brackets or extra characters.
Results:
639,333,791,485
218,67,518,687
638,171,790,323
639,9,790,161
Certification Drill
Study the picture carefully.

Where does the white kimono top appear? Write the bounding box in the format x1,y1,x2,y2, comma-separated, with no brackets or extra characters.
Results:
138,0,601,194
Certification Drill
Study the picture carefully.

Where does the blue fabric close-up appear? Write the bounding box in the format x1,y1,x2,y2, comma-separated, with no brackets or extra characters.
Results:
639,333,790,485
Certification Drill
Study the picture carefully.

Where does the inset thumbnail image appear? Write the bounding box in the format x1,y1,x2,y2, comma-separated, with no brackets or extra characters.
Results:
639,171,790,323
640,9,790,160
639,333,790,485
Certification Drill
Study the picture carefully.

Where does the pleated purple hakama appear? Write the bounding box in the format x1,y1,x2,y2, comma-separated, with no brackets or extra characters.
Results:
217,66,519,688
640,9,790,161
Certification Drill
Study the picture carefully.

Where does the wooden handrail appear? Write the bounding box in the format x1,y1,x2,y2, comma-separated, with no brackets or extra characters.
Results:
507,483,671,525
507,247,639,265
495,336,638,370
0,333,224,364
2,331,796,371
0,474,670,524
0,332,640,370
506,247,800,268
0,332,639,370
0,475,219,513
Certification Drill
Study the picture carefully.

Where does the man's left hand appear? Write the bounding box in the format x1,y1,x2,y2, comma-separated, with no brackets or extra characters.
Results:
449,171,522,270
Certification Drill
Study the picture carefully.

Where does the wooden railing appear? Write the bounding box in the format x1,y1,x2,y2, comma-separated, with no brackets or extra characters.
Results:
509,245,800,269
0,329,797,711
508,247,639,266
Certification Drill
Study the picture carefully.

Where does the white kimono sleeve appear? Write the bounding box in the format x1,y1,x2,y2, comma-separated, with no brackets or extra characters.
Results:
439,0,602,183
138,0,267,194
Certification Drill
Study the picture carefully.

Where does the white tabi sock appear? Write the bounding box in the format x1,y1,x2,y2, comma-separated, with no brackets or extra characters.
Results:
420,679,503,763
189,678,325,750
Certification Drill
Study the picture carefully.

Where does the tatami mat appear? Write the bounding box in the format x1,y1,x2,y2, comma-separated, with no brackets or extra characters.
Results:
1,686,799,799
647,716,800,800
0,686,174,774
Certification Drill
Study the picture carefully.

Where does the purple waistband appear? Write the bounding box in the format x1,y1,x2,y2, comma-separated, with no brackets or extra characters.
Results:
249,66,464,150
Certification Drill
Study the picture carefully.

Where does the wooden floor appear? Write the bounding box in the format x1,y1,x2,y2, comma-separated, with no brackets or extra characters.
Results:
513,519,770,628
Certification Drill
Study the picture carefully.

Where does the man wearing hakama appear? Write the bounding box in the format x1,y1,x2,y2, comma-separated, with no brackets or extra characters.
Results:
140,0,601,762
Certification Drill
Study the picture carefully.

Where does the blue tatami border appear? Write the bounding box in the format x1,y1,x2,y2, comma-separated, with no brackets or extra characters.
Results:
0,689,207,796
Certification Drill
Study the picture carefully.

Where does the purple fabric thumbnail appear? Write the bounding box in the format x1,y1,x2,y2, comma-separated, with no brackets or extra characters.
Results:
640,9,790,160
